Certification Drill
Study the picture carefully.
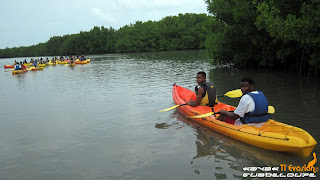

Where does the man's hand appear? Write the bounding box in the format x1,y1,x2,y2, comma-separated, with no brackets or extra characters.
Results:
187,100,194,105
218,109,228,115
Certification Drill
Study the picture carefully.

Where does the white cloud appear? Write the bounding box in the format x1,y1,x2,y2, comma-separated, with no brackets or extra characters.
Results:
117,0,204,9
91,8,116,23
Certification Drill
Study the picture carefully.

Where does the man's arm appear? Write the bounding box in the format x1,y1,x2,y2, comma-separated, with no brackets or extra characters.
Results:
218,95,250,120
218,110,240,120
187,87,204,107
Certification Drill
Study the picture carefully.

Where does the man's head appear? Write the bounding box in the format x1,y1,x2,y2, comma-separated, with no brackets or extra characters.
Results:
196,71,206,85
240,77,255,94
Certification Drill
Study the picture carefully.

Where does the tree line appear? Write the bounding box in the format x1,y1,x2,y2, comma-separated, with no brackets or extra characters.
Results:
0,13,210,57
1,1,319,75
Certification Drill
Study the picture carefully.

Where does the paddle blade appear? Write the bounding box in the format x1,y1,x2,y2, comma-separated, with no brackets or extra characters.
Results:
224,89,243,98
158,105,180,112
187,112,214,118
26,67,35,71
268,106,275,114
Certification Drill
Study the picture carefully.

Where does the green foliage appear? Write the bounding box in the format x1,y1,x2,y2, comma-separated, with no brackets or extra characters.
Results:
206,0,271,67
0,13,211,58
255,0,320,73
205,0,320,74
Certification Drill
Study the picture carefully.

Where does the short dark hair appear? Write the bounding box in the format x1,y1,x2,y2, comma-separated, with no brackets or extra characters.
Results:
241,77,255,86
197,71,206,78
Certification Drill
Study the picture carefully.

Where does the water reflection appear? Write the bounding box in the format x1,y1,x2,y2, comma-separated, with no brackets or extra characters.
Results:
15,73,26,90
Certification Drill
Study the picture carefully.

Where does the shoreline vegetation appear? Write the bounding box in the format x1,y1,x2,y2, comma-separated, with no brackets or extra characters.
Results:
1,1,319,76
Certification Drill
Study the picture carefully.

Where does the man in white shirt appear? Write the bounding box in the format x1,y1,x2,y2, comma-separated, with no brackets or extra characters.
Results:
217,77,269,127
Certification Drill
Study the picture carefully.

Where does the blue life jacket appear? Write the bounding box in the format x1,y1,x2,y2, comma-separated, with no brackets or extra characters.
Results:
240,91,269,124
15,65,20,70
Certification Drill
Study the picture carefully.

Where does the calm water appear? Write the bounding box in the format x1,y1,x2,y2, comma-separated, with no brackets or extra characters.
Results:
0,50,319,180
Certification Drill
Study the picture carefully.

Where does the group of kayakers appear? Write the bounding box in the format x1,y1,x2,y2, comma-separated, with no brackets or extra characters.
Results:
188,71,269,127
13,55,88,67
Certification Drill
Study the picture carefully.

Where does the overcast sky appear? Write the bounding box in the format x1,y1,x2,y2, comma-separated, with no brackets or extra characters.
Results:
0,0,208,49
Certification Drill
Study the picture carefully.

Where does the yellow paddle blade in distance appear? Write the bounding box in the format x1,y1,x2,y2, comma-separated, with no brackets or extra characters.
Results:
187,112,214,118
268,106,275,114
224,89,243,98
26,67,35,71
158,105,181,112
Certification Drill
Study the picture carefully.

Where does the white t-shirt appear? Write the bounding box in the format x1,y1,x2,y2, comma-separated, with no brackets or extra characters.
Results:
233,91,267,127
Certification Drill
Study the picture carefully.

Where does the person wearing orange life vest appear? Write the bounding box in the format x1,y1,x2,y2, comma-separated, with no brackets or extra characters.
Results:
187,71,218,107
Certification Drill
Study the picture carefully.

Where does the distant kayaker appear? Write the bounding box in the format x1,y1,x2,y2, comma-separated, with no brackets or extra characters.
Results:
33,60,38,67
187,71,217,107
218,77,269,127
80,55,86,61
14,63,21,70
20,62,26,70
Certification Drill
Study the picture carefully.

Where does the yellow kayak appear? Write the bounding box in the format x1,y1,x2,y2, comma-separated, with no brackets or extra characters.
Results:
57,61,67,64
24,63,32,66
46,61,55,66
32,67,44,71
172,85,317,157
12,69,28,75
37,64,46,67
74,59,90,63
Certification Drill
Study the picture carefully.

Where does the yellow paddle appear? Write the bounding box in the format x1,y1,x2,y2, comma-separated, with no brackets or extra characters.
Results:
217,89,242,98
187,105,275,118
158,103,188,112
158,89,243,112
26,66,35,71
268,105,275,113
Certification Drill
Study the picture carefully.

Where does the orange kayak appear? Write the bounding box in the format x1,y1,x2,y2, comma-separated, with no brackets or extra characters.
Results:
75,61,87,64
4,65,14,68
172,85,316,157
